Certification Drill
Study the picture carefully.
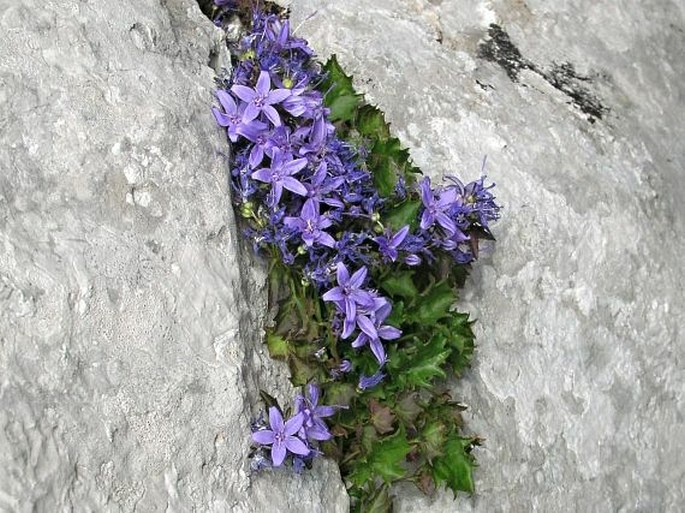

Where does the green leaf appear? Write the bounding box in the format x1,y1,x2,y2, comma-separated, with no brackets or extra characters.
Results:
266,332,289,359
391,336,451,389
322,55,362,122
370,154,396,197
381,271,418,299
360,484,392,513
414,281,456,325
431,434,477,495
349,427,411,486
394,393,422,426
421,421,447,461
385,199,421,231
356,105,390,139
328,94,362,123
446,314,476,374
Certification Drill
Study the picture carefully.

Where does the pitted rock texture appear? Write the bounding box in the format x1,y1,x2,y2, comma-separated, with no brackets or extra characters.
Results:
284,0,685,511
0,0,348,511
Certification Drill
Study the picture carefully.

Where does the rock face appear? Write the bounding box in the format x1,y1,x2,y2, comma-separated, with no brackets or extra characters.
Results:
0,0,348,511
285,0,685,511
1,0,683,512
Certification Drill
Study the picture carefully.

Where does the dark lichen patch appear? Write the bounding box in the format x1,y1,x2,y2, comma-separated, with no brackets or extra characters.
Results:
477,24,532,81
543,62,607,122
478,24,608,122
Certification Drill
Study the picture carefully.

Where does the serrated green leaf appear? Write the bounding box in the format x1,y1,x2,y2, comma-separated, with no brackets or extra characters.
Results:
322,55,361,122
394,392,422,425
266,332,289,359
322,55,355,94
328,94,362,122
446,314,476,374
431,435,476,495
381,272,418,299
414,282,456,325
385,199,421,231
349,427,411,486
395,338,451,389
361,484,392,513
422,421,447,461
371,155,396,197
356,105,390,139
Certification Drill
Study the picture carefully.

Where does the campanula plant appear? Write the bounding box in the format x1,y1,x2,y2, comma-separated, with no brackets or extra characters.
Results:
209,2,501,511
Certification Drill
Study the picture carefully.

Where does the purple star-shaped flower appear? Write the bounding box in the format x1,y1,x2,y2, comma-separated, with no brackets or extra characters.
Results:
284,199,336,248
420,177,457,235
374,225,410,263
232,71,291,126
212,90,266,143
295,384,336,441
322,263,375,338
351,298,402,365
252,148,308,206
303,162,344,209
252,407,310,466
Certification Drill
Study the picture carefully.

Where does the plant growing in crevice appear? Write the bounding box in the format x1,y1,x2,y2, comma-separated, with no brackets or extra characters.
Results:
206,2,501,511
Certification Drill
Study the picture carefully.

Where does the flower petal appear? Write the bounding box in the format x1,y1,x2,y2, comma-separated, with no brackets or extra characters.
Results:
252,430,275,445
271,443,286,466
268,407,284,432
252,168,273,183
349,266,367,289
266,88,292,105
231,84,256,103
322,287,344,302
357,315,378,339
282,177,307,196
285,436,310,456
282,157,308,175
336,262,349,285
263,105,282,126
378,325,401,340
242,102,260,123
216,90,237,114
318,232,336,248
284,412,304,436
212,108,231,127
256,71,271,96
369,338,387,365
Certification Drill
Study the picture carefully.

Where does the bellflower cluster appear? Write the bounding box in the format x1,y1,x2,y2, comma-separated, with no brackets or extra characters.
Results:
214,7,499,381
213,6,501,483
250,384,336,469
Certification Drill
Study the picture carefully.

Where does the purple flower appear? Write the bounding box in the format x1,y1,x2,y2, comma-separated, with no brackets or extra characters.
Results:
212,90,267,143
374,225,409,262
252,407,310,466
252,148,308,205
303,162,344,209
322,263,375,338
232,71,292,126
295,384,336,441
358,370,386,390
351,298,402,365
419,177,458,235
284,199,336,248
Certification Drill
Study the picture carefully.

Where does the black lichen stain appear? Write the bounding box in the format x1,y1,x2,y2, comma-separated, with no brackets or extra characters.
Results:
478,24,608,122
477,24,532,81
544,62,607,122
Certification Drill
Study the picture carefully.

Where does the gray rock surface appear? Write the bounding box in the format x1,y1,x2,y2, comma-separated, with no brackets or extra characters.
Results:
286,0,685,511
0,0,348,511
2,0,684,511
